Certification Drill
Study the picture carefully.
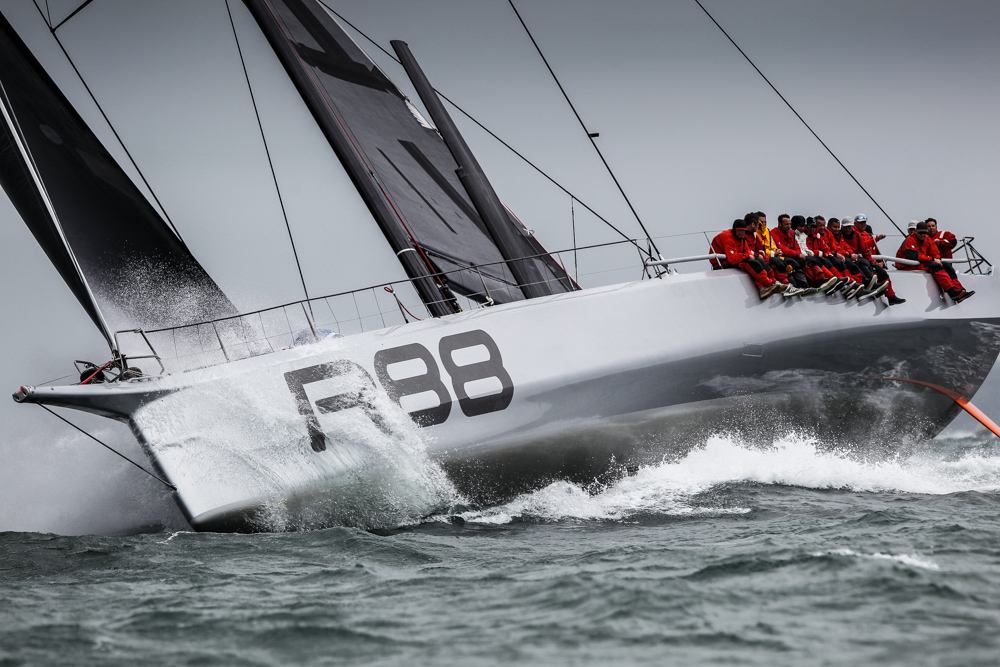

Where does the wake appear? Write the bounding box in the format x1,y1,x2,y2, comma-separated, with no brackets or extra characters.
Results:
452,433,1000,525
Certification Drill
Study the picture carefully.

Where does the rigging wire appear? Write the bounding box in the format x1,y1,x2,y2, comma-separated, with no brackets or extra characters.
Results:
52,0,94,32
316,1,646,255
693,0,904,235
35,403,176,490
224,0,311,303
37,372,76,386
32,0,188,243
506,0,660,257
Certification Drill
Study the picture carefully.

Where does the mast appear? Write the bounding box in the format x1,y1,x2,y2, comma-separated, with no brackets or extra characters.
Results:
0,79,114,349
391,40,552,300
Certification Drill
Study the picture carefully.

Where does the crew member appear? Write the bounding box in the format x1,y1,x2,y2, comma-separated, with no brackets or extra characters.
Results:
845,219,903,304
834,222,880,301
711,219,788,299
770,214,811,292
896,221,974,303
806,217,850,293
826,219,870,298
926,217,960,283
779,215,837,294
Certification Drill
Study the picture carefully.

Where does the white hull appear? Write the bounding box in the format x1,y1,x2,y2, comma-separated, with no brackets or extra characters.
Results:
20,270,1000,530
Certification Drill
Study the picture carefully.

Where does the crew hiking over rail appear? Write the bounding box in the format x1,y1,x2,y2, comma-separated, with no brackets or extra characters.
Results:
712,213,974,304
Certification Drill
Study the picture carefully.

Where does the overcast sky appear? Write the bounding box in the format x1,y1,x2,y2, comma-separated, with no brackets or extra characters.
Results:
2,0,999,533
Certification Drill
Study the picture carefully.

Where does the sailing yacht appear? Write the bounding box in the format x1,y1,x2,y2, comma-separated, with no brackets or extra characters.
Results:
4,0,999,531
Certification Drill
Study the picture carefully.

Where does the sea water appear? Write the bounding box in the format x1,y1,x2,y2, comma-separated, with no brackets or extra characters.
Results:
3,432,1000,666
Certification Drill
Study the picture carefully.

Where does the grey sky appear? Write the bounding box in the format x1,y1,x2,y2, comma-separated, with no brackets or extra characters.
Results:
2,0,999,533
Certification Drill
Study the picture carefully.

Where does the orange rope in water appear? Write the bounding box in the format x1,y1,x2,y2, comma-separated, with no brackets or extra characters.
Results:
863,376,1000,437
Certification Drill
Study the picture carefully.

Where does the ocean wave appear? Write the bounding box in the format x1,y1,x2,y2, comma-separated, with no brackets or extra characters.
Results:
454,433,1000,525
813,548,941,571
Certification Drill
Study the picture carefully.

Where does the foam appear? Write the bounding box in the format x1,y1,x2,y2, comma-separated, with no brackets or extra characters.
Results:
454,433,1000,525
815,548,941,571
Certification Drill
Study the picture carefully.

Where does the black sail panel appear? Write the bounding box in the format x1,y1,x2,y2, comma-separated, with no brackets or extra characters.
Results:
0,13,236,336
244,0,574,304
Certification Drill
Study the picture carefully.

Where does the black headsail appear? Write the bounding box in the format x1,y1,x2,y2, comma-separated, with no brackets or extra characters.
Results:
243,0,574,309
0,12,236,346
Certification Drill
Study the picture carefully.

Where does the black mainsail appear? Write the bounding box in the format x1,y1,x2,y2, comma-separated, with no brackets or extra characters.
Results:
0,12,235,345
243,0,574,309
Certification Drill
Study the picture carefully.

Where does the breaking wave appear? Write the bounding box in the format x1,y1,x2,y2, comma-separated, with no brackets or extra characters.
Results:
812,548,941,571
453,433,1000,525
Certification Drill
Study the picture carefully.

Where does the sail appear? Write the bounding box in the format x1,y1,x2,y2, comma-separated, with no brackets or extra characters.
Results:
0,12,236,340
243,0,574,306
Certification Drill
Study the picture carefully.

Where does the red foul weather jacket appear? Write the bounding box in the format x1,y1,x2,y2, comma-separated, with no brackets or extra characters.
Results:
896,234,940,270
710,229,755,268
831,231,859,258
930,230,957,260
856,228,881,260
807,231,836,257
771,226,802,258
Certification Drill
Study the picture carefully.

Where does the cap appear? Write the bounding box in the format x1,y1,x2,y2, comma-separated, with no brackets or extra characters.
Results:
732,219,748,230
907,220,919,231
855,214,868,223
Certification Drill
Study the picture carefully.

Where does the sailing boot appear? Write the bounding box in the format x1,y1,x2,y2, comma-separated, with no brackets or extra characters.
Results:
843,282,864,299
856,288,877,302
955,290,976,303
818,277,839,294
758,284,778,300
782,285,804,297
826,277,848,295
886,295,906,306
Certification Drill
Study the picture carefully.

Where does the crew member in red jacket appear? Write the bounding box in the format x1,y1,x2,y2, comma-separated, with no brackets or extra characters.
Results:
926,218,957,259
896,221,974,302
852,215,886,263
805,217,849,293
791,216,839,291
809,217,862,294
843,220,903,304
770,214,813,290
711,219,788,299
926,217,960,283
829,219,870,297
